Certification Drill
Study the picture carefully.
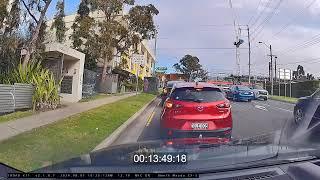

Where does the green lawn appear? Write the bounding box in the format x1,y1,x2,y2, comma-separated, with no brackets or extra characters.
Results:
79,93,110,102
0,93,155,172
270,96,298,104
0,111,34,124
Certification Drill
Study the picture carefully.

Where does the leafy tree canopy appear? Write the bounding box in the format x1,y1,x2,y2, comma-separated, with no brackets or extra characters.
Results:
173,54,208,81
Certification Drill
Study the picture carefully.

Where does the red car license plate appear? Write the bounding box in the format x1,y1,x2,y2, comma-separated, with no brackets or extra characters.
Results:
191,123,208,130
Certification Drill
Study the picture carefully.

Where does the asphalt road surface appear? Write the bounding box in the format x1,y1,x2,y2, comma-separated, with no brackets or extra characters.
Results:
112,98,295,145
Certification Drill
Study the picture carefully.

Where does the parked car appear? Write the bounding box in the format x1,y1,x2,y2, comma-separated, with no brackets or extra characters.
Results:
160,80,184,106
160,82,232,139
226,85,255,102
249,85,269,101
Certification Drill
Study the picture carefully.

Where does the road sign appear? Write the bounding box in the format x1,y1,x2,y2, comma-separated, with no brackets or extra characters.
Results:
156,67,167,71
132,54,145,65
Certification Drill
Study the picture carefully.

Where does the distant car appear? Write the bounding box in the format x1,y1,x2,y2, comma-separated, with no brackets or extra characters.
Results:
249,85,269,101
226,85,255,102
160,80,185,106
220,86,231,97
160,82,232,139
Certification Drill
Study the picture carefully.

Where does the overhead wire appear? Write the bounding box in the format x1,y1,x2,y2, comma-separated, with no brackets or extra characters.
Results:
270,0,318,41
277,33,320,55
249,0,273,28
250,0,284,42
247,0,263,25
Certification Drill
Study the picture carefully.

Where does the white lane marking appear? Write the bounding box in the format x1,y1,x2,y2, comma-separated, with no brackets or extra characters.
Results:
253,102,293,113
254,105,268,111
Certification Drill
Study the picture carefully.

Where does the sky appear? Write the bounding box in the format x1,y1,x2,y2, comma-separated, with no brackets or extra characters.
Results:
47,0,320,78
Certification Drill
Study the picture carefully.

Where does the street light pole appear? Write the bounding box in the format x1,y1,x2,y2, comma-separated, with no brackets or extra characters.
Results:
259,42,277,96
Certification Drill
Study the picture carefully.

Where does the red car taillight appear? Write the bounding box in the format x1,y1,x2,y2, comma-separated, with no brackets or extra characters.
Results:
165,100,173,109
165,100,183,109
216,102,231,109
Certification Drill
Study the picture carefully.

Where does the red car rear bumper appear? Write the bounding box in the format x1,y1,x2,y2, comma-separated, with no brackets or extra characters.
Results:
161,112,232,131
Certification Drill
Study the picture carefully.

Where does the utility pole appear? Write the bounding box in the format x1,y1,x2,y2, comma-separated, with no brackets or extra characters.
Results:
258,42,277,96
268,45,274,96
247,25,251,84
274,56,278,83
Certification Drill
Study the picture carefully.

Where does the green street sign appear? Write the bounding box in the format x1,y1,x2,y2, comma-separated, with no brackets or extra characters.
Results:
156,67,167,71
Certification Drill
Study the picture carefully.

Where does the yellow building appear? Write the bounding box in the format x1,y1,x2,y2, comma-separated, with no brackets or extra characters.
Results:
46,11,155,79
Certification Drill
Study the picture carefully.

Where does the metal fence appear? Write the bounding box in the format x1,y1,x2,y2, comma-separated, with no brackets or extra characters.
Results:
265,80,320,98
82,69,99,98
0,83,34,113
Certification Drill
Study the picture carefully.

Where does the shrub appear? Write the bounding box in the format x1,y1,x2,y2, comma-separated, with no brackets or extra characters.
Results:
8,62,62,111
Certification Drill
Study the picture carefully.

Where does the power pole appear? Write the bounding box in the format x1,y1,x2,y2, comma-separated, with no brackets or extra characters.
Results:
268,45,274,95
274,58,276,82
247,25,251,84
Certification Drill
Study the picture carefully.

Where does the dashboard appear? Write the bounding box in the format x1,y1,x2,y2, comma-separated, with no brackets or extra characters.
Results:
200,159,320,180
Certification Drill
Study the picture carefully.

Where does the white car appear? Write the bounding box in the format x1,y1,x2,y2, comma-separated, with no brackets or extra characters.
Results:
249,85,269,101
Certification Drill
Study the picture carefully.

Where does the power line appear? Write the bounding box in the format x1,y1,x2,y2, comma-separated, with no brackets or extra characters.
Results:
157,47,249,50
251,0,284,42
277,33,320,55
278,57,320,65
247,0,263,25
199,24,234,27
250,0,273,28
270,0,317,40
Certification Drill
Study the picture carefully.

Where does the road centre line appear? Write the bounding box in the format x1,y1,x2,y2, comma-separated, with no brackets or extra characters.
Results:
146,111,155,127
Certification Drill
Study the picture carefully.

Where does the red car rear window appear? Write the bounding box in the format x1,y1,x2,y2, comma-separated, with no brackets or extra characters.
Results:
171,87,225,103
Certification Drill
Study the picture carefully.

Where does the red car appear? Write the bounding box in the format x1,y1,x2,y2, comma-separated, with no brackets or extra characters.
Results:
160,82,232,139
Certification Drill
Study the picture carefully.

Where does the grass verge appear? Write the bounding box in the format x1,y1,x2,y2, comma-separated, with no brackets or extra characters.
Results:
0,93,155,172
0,111,34,124
270,95,298,104
79,93,110,102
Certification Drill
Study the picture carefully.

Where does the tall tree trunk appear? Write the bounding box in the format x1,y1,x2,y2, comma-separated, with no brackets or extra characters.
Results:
102,56,108,80
22,0,52,67
98,55,109,93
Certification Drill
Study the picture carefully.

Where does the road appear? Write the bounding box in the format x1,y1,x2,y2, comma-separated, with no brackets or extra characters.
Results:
112,98,295,145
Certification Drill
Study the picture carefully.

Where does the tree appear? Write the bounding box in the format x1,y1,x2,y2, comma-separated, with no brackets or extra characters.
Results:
173,54,202,80
196,69,209,81
21,0,53,67
70,0,95,49
80,0,158,91
0,0,9,30
51,0,67,43
0,0,22,80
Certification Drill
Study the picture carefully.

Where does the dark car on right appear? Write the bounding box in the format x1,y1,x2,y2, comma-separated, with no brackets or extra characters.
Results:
294,89,320,126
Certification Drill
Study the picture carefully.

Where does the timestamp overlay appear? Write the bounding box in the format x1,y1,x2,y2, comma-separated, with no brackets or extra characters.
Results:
133,152,188,164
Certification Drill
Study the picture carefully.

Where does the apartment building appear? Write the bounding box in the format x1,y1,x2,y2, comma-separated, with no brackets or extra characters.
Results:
46,11,155,79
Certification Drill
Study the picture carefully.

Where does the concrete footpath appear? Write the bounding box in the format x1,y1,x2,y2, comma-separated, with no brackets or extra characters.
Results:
0,93,137,142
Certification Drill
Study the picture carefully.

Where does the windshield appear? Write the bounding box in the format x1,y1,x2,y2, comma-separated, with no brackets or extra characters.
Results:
171,87,225,102
1,0,320,175
237,86,251,91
